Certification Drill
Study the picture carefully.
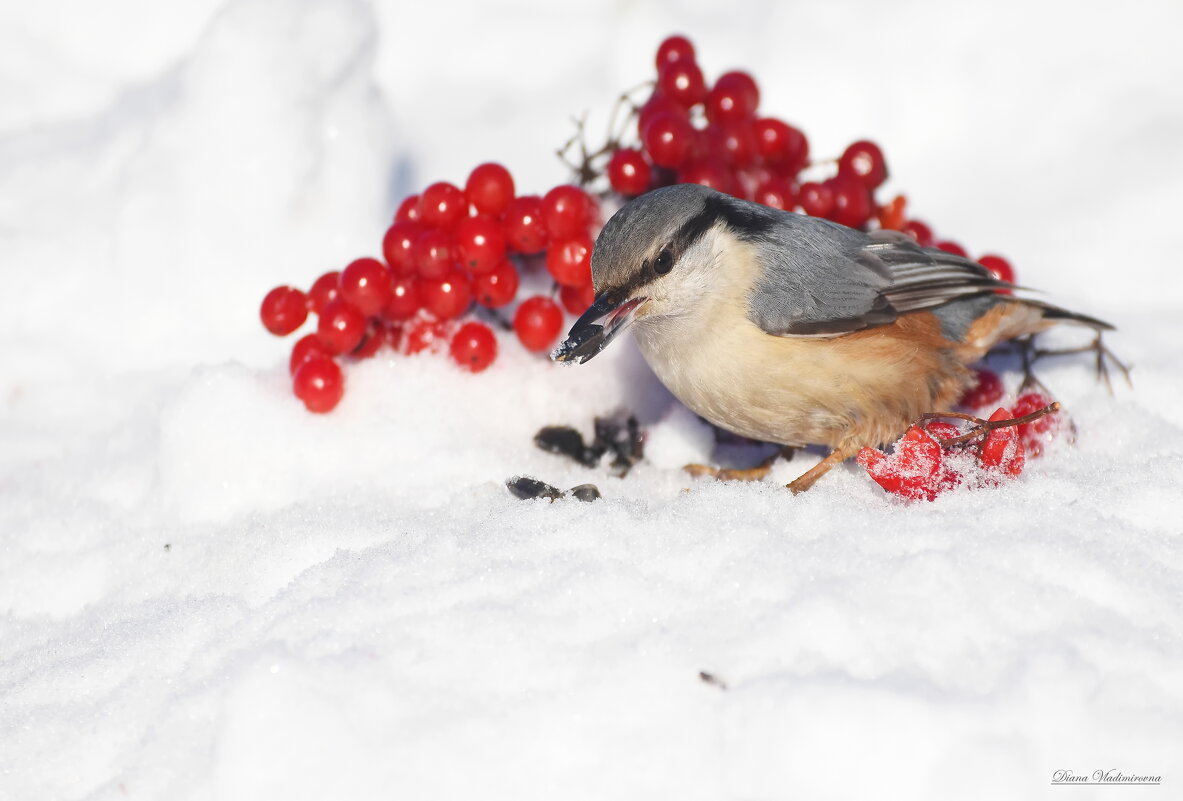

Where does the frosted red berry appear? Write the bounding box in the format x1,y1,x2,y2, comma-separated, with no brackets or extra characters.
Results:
338,258,393,318
292,355,344,413
979,407,1026,478
607,148,652,197
418,182,467,230
960,368,1004,410
655,35,695,69
449,321,498,373
307,271,341,314
260,286,308,336
546,234,594,287
706,71,759,122
838,140,889,189
419,268,472,320
502,195,549,254
454,215,507,275
857,425,947,501
289,333,332,375
513,295,564,352
473,259,520,308
542,185,594,241
316,299,367,354
465,163,515,216
923,420,962,441
403,316,452,355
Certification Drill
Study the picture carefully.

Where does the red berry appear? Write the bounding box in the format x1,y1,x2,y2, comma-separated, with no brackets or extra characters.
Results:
394,195,420,223
655,35,695,69
449,321,498,373
706,119,757,167
979,407,1025,478
307,271,340,314
838,140,889,189
753,117,809,175
316,298,367,354
338,258,393,318
642,112,695,168
513,295,564,352
658,60,707,108
825,176,873,228
465,163,515,216
292,356,344,414
382,221,424,275
454,215,507,275
978,254,1015,285
901,219,935,247
289,333,331,375
924,420,962,442
260,286,308,336
752,176,796,210
936,240,969,258
1012,392,1058,456
559,282,596,316
706,71,759,122
607,148,652,196
546,234,594,287
960,368,1004,410
420,268,472,320
411,229,456,280
502,196,549,254
677,159,735,194
385,274,421,320
637,92,689,138
542,185,594,241
798,181,834,217
473,260,520,308
857,425,948,501
403,316,452,356
418,182,467,229
350,319,386,360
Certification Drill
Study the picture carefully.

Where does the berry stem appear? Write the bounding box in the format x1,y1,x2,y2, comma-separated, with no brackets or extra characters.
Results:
916,402,1062,447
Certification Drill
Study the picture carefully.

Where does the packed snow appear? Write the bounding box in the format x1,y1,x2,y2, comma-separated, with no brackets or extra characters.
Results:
2,1,1182,799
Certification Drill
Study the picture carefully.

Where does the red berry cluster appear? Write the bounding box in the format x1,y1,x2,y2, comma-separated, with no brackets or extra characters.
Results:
594,35,1020,286
858,386,1063,501
260,163,602,412
262,34,1029,415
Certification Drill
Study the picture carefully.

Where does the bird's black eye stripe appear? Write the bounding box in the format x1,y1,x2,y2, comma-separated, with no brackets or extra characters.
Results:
654,246,674,275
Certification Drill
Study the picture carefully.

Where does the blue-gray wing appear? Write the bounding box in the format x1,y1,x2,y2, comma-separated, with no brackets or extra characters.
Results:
742,213,1007,337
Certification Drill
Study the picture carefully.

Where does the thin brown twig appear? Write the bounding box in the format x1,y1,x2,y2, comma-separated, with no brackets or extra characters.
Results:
916,402,1061,447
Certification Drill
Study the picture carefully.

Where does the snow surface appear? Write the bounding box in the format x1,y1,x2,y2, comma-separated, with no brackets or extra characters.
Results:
3,1,1183,799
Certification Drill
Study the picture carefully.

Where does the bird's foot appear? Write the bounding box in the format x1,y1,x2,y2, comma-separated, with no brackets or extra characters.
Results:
1013,332,1131,395
683,446,794,482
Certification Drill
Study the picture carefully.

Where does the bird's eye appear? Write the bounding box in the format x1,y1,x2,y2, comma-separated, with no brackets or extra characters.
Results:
653,247,674,275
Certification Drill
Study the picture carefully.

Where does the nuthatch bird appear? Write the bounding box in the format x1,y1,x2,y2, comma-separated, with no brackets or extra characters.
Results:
553,183,1112,492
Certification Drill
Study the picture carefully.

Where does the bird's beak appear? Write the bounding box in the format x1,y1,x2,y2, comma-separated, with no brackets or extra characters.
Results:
551,292,647,364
